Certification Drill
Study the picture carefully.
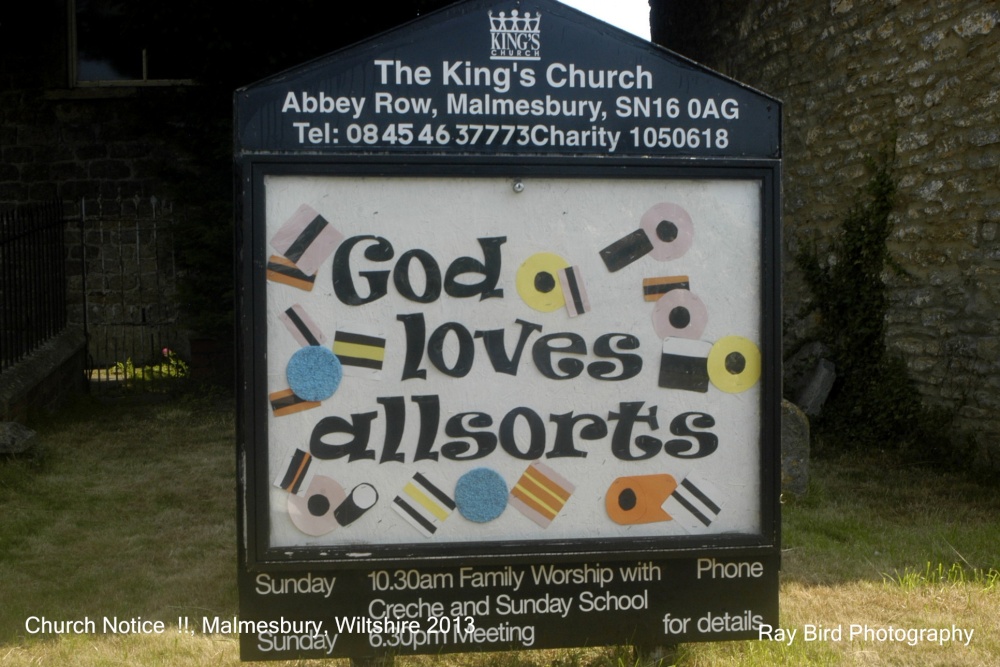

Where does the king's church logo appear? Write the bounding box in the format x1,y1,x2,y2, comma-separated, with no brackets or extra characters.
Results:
489,9,541,61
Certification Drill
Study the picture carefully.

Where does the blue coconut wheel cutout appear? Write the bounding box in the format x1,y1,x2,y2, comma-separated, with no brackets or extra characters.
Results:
287,346,343,402
454,468,508,523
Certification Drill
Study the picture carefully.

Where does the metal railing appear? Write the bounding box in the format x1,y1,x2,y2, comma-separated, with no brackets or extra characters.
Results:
0,201,68,374
78,197,185,394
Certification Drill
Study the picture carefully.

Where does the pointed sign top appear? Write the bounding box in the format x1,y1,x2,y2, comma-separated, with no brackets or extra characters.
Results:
236,0,780,158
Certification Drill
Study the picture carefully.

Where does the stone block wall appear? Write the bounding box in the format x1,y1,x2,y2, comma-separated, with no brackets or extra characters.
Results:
654,1,1000,462
0,88,188,207
64,197,184,372
1,86,210,372
0,328,87,424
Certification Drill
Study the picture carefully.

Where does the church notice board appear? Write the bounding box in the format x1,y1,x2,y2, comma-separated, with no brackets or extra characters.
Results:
235,0,781,660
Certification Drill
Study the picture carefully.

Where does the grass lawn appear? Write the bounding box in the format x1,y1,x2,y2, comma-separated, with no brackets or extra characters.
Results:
0,394,997,666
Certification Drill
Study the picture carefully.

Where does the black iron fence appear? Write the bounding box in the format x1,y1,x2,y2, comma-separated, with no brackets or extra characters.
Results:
77,196,185,394
0,201,68,374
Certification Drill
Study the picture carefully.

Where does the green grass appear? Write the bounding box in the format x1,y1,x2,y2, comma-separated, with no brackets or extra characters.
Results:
0,393,236,641
884,562,1000,591
1,395,998,666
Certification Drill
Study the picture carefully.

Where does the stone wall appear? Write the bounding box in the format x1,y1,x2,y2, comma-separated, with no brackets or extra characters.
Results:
0,82,226,370
0,87,196,207
653,1,1000,462
0,328,87,423
66,197,184,371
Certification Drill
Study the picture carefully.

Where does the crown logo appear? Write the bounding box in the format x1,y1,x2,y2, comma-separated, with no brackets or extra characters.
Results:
489,10,541,61
489,9,541,33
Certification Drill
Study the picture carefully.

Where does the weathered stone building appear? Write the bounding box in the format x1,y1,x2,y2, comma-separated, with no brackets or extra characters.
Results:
654,1,1000,463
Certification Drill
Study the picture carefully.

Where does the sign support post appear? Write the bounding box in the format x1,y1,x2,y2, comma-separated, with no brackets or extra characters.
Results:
236,0,781,661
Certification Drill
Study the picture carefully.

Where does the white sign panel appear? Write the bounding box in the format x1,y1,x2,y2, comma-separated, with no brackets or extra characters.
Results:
263,175,762,550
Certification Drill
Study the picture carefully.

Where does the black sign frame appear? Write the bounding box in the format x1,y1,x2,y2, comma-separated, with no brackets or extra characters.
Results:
235,0,781,659
238,156,782,570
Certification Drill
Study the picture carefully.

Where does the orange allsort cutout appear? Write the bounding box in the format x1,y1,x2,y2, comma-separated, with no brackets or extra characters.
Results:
606,474,677,525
